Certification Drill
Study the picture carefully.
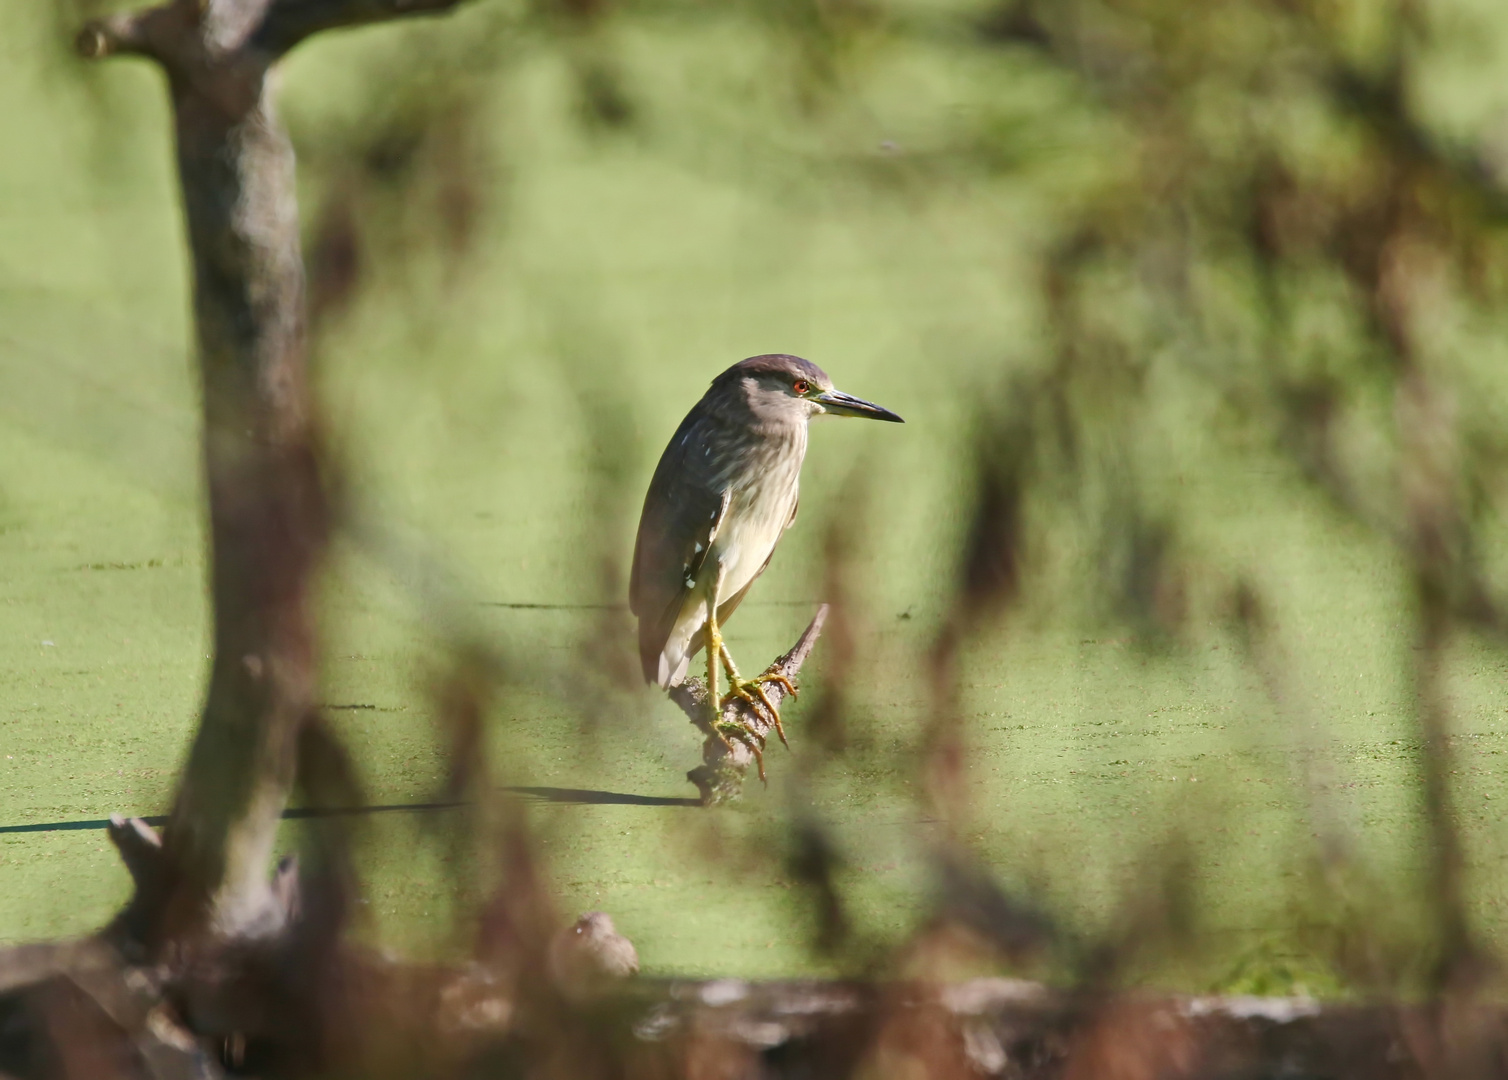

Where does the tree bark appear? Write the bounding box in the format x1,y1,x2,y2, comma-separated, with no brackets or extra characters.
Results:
77,0,466,946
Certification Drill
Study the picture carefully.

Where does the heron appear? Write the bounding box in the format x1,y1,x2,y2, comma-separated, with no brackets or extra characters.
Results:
630,354,903,749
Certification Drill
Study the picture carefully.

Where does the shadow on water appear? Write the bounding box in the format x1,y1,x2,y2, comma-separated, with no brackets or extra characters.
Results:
0,787,699,834
479,600,819,610
502,785,701,807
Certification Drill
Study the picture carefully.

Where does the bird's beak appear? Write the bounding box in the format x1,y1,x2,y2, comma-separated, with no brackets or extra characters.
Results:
813,388,905,423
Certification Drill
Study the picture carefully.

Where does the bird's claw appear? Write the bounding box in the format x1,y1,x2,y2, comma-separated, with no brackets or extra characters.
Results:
727,682,762,711
714,719,767,783
727,672,796,748
754,671,796,748
720,678,791,750
758,672,799,699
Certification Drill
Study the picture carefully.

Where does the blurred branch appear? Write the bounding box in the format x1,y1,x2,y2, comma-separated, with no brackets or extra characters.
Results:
255,0,473,55
3,941,1492,1080
977,0,1507,996
1300,14,1508,223
76,0,475,63
74,8,169,60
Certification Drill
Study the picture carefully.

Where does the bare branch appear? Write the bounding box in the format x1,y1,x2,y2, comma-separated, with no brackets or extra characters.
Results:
256,0,470,54
676,605,828,804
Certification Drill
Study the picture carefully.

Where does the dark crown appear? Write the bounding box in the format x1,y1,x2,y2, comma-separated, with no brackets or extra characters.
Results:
715,353,830,388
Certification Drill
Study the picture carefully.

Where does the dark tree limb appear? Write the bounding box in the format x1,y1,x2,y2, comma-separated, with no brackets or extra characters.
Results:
76,0,469,63
75,10,165,61
74,0,468,949
674,605,828,805
254,0,470,54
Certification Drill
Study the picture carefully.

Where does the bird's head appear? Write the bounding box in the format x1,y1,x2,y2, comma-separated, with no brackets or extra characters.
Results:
571,911,616,939
718,354,905,425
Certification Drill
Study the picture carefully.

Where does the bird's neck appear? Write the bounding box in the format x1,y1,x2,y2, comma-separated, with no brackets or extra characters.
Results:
749,413,809,446
703,411,807,492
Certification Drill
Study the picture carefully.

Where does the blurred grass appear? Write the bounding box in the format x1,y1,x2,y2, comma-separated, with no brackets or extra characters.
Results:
4,0,1508,995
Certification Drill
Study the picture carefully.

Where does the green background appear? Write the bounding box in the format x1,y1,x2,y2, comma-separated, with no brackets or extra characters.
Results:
5,0,1508,993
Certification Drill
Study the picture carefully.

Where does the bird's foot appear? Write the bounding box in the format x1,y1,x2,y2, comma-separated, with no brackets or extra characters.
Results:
720,672,797,749
757,671,799,699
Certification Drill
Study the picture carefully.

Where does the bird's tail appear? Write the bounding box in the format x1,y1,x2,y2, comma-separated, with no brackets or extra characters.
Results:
641,620,693,688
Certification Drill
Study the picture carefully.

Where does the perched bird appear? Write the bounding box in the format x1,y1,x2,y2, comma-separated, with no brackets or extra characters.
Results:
630,354,903,742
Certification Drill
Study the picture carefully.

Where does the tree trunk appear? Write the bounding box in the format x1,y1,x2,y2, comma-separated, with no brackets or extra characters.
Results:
77,0,465,947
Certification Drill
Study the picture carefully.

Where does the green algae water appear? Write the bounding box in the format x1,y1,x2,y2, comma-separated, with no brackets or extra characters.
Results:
5,0,1508,994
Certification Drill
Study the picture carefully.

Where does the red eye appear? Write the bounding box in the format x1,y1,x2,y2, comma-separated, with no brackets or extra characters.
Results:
793,380,809,394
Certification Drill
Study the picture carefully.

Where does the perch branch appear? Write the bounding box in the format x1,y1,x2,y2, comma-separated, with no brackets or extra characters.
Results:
75,14,148,60
75,6,177,62
672,605,828,804
257,0,470,54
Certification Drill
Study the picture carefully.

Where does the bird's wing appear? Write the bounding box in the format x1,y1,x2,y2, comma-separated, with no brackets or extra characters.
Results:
630,406,730,683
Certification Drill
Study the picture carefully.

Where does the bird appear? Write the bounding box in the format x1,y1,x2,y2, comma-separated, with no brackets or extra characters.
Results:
630,354,903,747
547,912,640,1001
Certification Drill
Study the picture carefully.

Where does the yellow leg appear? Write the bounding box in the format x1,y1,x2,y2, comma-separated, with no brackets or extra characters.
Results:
705,568,725,728
706,621,721,726
701,569,767,779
